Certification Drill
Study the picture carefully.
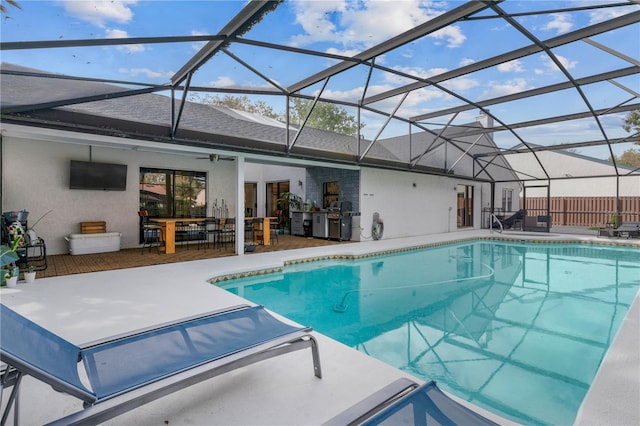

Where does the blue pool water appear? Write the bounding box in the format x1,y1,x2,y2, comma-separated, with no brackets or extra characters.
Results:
217,240,640,425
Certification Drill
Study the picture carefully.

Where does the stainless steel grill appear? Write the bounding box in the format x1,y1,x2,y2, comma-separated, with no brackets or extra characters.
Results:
327,201,359,241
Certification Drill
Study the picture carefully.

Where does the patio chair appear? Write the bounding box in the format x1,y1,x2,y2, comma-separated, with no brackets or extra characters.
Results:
0,303,322,425
198,217,220,250
175,220,191,249
138,210,161,254
218,218,235,250
269,217,279,244
614,221,640,239
492,209,525,230
323,378,497,426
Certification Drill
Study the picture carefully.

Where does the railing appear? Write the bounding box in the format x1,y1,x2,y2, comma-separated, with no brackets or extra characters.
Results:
490,213,503,234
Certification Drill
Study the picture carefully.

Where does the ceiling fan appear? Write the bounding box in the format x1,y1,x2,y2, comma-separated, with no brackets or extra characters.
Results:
196,154,235,162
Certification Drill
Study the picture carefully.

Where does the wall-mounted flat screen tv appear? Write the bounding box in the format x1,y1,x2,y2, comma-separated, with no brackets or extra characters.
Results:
69,160,127,191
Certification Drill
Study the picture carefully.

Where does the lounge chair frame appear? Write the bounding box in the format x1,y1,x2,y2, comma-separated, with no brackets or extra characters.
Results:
1,304,321,425
598,221,640,239
614,221,640,239
323,378,498,426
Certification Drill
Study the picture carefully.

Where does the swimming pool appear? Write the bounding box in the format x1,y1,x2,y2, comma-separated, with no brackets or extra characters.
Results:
217,240,640,425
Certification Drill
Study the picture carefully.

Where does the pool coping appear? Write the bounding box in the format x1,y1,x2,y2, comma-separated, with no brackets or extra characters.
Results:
209,233,640,284
207,230,640,425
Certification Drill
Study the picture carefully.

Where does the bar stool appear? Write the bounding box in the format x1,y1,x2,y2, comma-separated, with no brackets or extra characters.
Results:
138,210,161,254
175,221,190,249
219,218,235,250
269,218,279,244
244,219,255,245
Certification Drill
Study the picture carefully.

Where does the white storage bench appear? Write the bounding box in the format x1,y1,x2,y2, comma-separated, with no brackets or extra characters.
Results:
66,221,121,255
66,232,122,255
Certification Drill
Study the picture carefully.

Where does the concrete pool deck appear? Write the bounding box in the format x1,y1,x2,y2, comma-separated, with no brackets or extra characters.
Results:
1,229,638,425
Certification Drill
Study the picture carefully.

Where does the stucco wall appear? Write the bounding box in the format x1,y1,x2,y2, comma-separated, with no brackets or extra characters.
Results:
2,131,520,254
2,137,237,254
507,151,640,197
357,168,498,240
524,175,640,197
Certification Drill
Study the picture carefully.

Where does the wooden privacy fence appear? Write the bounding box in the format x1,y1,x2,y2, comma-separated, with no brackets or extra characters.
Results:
522,197,640,227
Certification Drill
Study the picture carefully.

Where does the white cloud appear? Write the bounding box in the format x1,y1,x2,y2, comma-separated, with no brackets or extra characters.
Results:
209,76,236,87
325,47,363,57
428,25,466,48
322,87,367,103
541,13,574,34
459,58,475,67
190,30,208,52
479,78,532,100
385,65,478,93
289,0,465,49
386,65,447,84
498,59,524,73
105,29,144,53
320,82,447,111
556,54,578,70
118,67,172,79
60,0,137,27
539,53,578,72
444,76,479,92
589,7,629,25
289,0,346,46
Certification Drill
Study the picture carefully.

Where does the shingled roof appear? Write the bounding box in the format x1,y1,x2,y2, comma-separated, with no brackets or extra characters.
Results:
1,62,405,167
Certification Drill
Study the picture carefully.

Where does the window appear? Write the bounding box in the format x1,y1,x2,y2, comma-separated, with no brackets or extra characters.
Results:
139,168,206,218
323,181,339,208
502,188,513,212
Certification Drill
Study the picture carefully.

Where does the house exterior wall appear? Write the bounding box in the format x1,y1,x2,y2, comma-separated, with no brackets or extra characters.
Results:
2,127,521,254
357,168,511,240
524,176,639,197
306,167,360,211
244,163,306,217
2,136,237,254
507,151,640,197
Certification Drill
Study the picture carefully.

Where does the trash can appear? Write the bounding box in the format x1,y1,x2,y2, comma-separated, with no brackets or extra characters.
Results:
303,219,312,237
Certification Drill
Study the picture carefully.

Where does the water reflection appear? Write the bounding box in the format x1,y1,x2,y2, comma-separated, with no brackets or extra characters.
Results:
220,242,640,425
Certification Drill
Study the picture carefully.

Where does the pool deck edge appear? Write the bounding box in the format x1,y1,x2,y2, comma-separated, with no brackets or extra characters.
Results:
0,229,637,425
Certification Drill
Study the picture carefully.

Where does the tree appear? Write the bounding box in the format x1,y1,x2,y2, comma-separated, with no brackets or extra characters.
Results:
188,94,280,120
623,109,640,133
0,0,20,14
289,98,364,137
610,109,640,167
612,148,640,167
189,93,365,137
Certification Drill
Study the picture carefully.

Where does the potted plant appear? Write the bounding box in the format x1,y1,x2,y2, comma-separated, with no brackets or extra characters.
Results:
1,236,20,287
4,268,18,287
278,192,303,211
278,192,303,234
24,264,36,283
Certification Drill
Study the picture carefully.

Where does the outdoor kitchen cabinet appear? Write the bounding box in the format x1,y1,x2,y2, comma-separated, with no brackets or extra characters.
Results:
312,211,328,239
291,211,311,236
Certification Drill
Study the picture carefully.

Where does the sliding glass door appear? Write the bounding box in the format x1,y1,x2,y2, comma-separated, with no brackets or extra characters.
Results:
457,185,474,228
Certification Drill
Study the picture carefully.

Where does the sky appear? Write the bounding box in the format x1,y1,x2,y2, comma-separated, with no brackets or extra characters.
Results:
1,0,639,160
